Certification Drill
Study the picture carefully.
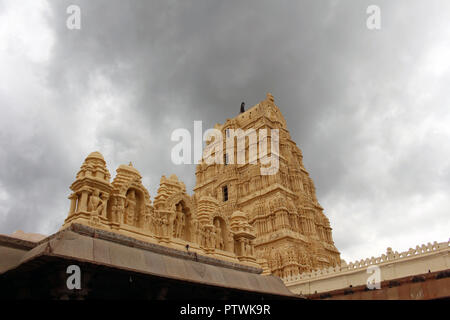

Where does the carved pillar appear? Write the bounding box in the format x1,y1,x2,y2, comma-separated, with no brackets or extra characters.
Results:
227,232,234,252
239,239,245,256
101,194,109,218
283,212,289,228
68,193,77,216
78,189,90,212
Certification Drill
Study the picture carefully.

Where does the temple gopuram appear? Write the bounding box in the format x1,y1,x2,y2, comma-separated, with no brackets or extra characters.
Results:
193,93,341,277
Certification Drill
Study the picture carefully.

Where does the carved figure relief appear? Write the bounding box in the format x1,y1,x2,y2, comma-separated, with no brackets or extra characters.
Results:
124,189,137,226
87,190,105,216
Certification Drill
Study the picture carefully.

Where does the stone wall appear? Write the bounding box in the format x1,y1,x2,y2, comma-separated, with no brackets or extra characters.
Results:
285,240,449,295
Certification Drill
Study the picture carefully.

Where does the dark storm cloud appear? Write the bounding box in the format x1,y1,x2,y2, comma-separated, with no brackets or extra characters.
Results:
0,0,449,261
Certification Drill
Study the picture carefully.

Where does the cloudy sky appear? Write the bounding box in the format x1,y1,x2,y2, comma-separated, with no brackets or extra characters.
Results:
0,0,449,263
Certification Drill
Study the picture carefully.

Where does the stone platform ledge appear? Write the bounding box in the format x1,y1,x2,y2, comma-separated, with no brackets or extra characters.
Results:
51,223,262,274
1,224,294,298
0,234,38,251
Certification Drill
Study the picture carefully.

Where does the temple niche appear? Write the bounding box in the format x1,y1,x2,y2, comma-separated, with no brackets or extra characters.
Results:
213,217,227,251
124,189,138,226
230,211,257,264
109,162,152,231
172,200,191,242
152,175,194,243
87,190,106,217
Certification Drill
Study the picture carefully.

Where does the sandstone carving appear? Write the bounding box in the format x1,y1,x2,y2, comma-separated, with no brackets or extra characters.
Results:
193,93,341,277
62,94,341,275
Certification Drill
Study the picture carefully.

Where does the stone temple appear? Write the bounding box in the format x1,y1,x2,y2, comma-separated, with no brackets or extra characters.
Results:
61,93,341,278
1,93,448,300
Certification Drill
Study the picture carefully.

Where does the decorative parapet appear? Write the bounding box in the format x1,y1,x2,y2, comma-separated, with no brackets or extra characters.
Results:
282,240,450,284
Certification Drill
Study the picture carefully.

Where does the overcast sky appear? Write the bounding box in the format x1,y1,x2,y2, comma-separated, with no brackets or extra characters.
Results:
0,0,449,263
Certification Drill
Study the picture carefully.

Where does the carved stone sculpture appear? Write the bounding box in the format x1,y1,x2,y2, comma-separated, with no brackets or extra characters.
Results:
124,190,137,226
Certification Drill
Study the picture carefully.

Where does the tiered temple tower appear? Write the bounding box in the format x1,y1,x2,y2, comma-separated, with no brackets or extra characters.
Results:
61,93,340,280
193,93,341,278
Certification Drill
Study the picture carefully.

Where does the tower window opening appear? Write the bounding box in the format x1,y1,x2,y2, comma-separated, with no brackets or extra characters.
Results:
222,185,228,202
